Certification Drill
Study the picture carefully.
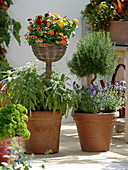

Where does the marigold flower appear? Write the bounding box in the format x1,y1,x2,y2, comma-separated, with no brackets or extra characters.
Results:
42,43,46,47
69,21,73,25
63,15,68,18
46,22,51,27
48,30,54,35
59,21,64,28
25,35,30,38
36,25,40,31
35,39,43,43
54,13,61,18
32,36,37,39
27,25,32,31
72,19,79,23
53,19,59,23
56,31,63,36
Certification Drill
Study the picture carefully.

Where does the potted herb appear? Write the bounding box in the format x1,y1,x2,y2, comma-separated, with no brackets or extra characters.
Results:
25,11,79,75
67,31,126,152
0,0,21,81
0,61,76,153
81,0,128,45
0,104,30,165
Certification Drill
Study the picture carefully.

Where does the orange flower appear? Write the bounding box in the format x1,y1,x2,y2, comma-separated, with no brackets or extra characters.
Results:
27,25,32,31
25,35,30,38
46,22,51,27
42,43,46,47
61,36,68,40
32,36,37,39
35,39,43,43
48,30,54,35
36,25,40,31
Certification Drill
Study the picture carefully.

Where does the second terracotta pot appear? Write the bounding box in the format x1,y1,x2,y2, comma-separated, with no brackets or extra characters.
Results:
25,111,62,154
74,112,119,152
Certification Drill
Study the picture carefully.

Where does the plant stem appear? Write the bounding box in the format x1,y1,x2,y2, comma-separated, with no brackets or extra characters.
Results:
91,73,97,86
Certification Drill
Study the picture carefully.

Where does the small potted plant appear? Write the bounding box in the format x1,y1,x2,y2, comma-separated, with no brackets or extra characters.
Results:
0,104,30,165
25,11,79,75
81,0,128,45
0,61,76,154
67,31,126,152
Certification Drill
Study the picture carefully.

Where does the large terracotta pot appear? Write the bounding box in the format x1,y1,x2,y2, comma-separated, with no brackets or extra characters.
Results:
25,111,62,154
108,21,128,46
0,137,22,166
74,112,119,152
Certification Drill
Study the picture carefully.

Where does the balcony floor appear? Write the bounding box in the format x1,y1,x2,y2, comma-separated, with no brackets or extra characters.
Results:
31,122,128,170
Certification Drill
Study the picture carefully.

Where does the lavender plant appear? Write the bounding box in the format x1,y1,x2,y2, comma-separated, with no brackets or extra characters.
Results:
73,81,126,113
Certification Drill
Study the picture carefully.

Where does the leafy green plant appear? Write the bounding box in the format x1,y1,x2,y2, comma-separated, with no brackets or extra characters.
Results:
0,0,21,80
0,61,76,116
67,31,118,85
0,104,30,140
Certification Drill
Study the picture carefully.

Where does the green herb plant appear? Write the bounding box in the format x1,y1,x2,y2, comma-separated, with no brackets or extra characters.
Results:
0,61,76,116
0,104,30,140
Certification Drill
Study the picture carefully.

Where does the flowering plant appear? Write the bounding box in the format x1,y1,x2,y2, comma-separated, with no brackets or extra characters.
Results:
73,81,126,113
81,0,128,31
25,12,79,47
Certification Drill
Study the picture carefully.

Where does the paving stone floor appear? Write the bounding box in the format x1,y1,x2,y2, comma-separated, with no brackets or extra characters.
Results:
31,122,128,170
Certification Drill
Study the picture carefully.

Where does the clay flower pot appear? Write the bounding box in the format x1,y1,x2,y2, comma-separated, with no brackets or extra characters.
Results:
25,111,62,154
74,112,119,152
108,21,128,46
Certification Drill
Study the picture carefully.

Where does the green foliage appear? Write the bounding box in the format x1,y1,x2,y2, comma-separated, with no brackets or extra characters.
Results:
0,61,76,116
0,104,30,140
0,2,21,80
67,31,118,81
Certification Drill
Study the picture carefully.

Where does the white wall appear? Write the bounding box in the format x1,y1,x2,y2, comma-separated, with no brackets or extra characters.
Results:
6,0,88,122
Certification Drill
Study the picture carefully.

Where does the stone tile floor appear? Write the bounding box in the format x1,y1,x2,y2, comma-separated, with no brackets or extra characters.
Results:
31,123,128,170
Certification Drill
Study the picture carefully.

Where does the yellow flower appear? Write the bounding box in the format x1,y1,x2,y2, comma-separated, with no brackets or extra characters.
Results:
69,21,73,25
54,13,61,18
72,19,79,23
53,19,59,23
63,15,68,19
59,21,64,28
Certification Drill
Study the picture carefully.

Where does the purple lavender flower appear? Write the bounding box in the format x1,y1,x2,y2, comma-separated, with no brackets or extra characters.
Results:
119,80,126,86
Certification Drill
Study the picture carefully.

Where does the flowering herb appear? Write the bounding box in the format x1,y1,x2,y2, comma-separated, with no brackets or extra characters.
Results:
73,81,127,113
25,12,79,47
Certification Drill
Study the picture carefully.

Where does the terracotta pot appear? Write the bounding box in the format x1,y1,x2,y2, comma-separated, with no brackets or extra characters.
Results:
74,112,119,152
25,111,62,154
108,21,128,46
0,137,22,166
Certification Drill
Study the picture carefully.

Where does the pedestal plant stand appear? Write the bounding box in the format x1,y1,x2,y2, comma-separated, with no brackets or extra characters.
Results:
31,44,67,75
